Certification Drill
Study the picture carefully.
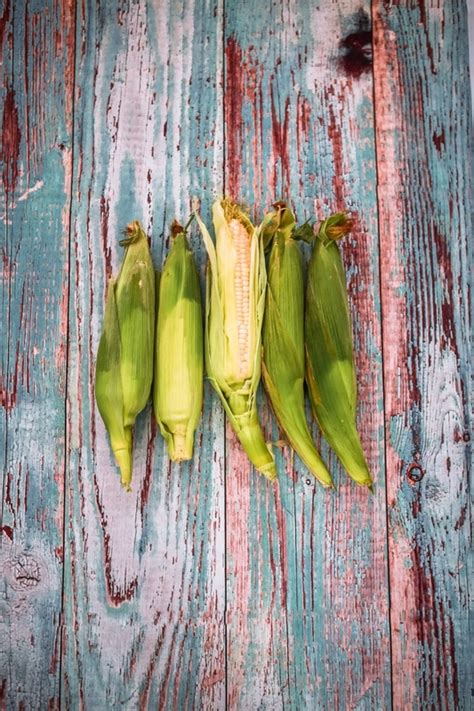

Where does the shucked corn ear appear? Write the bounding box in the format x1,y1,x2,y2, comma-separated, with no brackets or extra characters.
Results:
305,213,373,489
195,198,276,480
261,202,333,488
95,220,155,490
153,219,203,461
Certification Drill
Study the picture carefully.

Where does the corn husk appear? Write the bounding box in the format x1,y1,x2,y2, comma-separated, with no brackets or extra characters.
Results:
153,220,203,461
261,202,333,488
195,199,276,480
305,213,373,489
95,220,155,489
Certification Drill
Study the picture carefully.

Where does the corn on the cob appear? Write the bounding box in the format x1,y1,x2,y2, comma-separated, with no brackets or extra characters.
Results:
95,220,155,490
195,198,276,480
261,202,333,488
305,213,373,489
153,220,203,461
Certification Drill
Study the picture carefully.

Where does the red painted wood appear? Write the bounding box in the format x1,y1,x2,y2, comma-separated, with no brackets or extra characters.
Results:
0,0,75,706
61,1,226,706
373,2,472,708
0,1,471,708
223,3,391,708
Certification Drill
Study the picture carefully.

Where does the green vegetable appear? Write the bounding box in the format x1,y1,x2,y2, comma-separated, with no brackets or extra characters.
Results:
196,199,276,480
305,213,373,489
153,219,203,461
261,202,333,488
95,221,155,489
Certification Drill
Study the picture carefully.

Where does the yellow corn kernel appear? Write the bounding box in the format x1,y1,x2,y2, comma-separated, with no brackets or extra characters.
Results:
196,198,276,480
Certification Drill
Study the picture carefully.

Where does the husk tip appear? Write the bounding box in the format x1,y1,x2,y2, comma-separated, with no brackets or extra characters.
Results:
171,219,184,238
258,461,278,483
120,219,146,246
126,219,141,234
221,197,254,233
318,212,353,243
114,446,132,490
120,470,132,491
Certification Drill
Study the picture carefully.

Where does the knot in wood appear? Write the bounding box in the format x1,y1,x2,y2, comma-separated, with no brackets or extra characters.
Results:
12,554,41,589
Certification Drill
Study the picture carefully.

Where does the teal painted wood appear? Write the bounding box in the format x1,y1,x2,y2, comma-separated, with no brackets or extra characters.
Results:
373,2,472,709
0,0,74,707
61,0,225,707
223,2,390,708
1,0,472,709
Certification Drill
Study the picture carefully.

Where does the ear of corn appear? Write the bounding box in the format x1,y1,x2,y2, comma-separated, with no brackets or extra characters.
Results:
305,213,373,490
95,278,133,485
261,203,333,488
115,221,156,427
153,220,203,461
195,198,276,480
95,220,155,490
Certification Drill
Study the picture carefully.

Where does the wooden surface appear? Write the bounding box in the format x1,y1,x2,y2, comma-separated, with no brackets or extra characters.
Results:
0,1,471,709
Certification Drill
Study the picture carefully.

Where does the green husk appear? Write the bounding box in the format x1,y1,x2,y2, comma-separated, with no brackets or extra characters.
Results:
95,220,155,490
305,213,373,489
153,220,203,461
261,202,333,488
195,199,276,480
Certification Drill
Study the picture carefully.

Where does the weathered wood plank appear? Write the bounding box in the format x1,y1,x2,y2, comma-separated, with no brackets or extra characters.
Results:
62,0,225,707
373,1,472,709
0,1,470,708
224,2,391,708
0,0,75,707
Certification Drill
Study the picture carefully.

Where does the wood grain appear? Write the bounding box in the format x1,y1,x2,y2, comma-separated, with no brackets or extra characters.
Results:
224,2,390,708
0,0,75,707
373,1,472,709
0,0,471,708
61,0,225,707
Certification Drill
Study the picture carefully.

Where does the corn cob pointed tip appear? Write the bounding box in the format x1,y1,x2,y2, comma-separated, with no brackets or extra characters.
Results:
114,446,133,491
367,482,375,494
168,432,194,462
120,468,132,491
254,455,277,482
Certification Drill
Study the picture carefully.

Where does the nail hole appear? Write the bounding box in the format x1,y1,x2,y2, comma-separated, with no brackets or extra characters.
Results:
407,463,424,484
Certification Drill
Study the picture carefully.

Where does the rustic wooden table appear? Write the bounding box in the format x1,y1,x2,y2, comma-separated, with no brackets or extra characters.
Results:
1,1,471,709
